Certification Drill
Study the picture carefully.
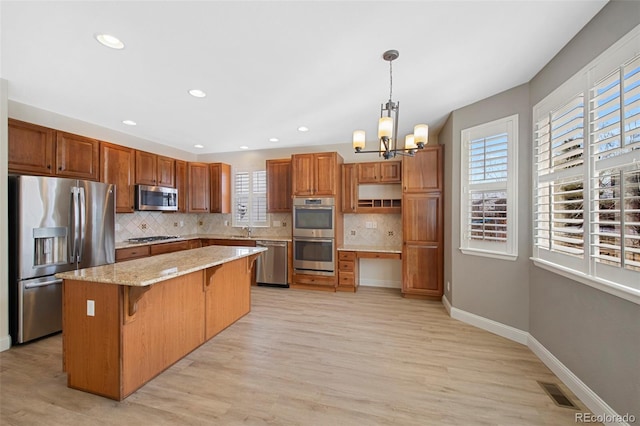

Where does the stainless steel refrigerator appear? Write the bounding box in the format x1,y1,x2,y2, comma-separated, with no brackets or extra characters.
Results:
8,175,115,344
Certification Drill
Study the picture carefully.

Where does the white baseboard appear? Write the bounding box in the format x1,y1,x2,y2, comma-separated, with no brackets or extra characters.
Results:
442,294,452,314
0,334,11,352
445,304,629,426
527,336,629,426
449,305,529,345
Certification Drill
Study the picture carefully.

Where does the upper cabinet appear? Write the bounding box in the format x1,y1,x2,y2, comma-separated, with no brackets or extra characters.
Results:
266,158,292,212
341,163,357,213
357,161,401,183
175,160,188,213
8,119,55,175
100,142,135,213
402,146,443,193
56,132,100,181
209,163,231,214
187,162,210,213
135,150,175,187
291,152,342,196
8,119,99,181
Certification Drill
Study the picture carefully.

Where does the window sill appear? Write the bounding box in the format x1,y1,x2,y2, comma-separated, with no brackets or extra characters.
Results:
459,248,517,261
531,257,640,306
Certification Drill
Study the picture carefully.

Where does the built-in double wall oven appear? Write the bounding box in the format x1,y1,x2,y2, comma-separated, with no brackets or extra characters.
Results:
293,197,335,275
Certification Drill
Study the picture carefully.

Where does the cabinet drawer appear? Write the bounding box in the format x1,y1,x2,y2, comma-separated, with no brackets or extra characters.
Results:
293,274,335,286
338,272,355,285
150,241,190,256
357,252,401,260
116,246,151,262
338,251,356,261
338,260,355,272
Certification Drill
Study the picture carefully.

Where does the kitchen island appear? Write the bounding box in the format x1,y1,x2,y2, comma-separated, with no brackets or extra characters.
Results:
56,245,265,400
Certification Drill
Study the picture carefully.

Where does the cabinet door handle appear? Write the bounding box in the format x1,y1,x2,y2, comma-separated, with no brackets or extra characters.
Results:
47,164,51,169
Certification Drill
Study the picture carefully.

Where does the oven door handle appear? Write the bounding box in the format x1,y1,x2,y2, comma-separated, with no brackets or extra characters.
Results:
294,238,334,244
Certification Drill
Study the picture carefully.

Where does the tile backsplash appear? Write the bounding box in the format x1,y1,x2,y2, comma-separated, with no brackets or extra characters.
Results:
343,213,402,247
115,211,292,242
116,211,400,246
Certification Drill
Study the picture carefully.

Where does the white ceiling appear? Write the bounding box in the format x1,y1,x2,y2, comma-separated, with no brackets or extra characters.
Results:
1,1,607,155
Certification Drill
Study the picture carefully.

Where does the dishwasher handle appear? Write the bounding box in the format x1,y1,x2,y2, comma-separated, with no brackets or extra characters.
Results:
256,241,287,248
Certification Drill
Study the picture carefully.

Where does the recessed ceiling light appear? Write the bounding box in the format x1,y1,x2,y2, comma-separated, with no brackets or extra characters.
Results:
122,120,137,126
95,33,124,50
239,145,249,150
269,138,279,142
188,89,207,98
194,144,204,149
297,126,309,132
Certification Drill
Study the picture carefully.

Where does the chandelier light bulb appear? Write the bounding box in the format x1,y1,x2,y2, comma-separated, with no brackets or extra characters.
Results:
405,134,416,150
378,117,393,139
414,124,428,147
352,130,366,151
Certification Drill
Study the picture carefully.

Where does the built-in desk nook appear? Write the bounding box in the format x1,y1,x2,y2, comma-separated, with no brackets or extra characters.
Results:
337,246,402,292
56,245,265,400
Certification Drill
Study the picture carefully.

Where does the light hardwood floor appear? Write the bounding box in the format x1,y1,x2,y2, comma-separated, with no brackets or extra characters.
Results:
1,286,597,425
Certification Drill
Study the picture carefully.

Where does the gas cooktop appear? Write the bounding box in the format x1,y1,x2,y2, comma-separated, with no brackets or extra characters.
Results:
128,236,181,243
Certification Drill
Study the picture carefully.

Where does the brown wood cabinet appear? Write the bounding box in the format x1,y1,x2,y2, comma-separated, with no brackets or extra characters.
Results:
209,163,231,214
8,119,55,175
55,132,100,181
135,151,175,187
8,120,101,181
149,240,190,256
187,162,210,213
357,161,401,183
100,142,135,213
115,246,151,262
401,145,444,299
266,158,292,212
337,251,358,292
341,163,357,213
402,146,443,193
175,160,187,212
291,152,342,196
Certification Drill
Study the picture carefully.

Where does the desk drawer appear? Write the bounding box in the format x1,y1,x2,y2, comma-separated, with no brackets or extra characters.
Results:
338,260,355,272
339,251,356,261
338,272,355,286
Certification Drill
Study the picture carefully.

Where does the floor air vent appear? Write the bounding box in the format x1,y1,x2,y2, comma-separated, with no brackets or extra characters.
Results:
538,381,579,409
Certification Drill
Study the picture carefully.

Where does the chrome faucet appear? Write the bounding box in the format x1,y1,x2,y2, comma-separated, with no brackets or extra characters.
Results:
243,226,252,238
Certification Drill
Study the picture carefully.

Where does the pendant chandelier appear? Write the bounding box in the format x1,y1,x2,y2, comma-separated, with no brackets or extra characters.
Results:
352,49,428,159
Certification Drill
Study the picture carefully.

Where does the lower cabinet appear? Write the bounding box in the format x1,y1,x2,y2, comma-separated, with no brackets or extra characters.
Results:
402,244,442,297
337,251,358,292
292,273,336,291
115,246,150,262
149,240,190,256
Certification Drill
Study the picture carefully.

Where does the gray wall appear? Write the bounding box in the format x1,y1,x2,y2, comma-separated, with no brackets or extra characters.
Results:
442,83,531,331
528,0,640,418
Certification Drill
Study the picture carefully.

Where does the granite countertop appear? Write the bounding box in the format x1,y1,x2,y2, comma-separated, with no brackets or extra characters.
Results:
338,245,402,254
56,245,266,287
115,234,292,249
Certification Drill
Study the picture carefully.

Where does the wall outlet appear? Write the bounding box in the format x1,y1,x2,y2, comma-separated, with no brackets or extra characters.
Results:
115,223,121,232
365,221,372,229
372,221,377,229
224,220,229,226
179,221,184,227
87,300,95,317
447,281,451,292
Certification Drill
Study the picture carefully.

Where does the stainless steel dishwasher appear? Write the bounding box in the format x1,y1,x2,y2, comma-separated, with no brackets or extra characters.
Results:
256,240,288,287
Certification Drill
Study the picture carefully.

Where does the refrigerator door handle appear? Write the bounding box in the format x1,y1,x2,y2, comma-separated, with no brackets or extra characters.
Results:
70,187,80,263
78,187,86,263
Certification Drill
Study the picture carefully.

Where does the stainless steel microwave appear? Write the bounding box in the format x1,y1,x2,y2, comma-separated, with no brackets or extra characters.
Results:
135,185,178,211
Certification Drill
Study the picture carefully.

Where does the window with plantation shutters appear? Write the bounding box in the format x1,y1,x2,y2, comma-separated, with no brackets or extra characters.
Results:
532,26,640,301
232,170,268,228
460,115,518,260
